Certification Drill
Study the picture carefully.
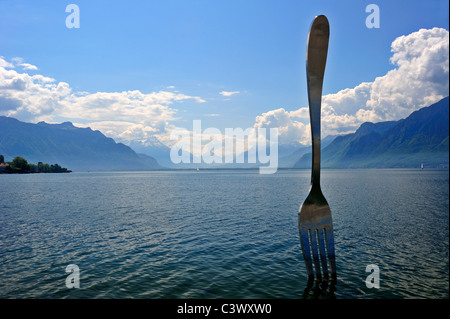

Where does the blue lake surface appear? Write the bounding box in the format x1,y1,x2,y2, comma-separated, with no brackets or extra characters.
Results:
0,169,448,299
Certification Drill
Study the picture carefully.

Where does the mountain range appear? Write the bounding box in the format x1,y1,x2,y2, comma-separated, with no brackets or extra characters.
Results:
294,96,449,168
127,128,337,169
0,117,161,171
1,97,448,171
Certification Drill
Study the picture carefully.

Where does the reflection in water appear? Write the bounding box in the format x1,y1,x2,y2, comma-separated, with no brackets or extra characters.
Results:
302,278,337,299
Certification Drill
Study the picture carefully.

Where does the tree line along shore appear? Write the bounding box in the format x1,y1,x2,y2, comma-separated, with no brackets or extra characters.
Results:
0,155,71,174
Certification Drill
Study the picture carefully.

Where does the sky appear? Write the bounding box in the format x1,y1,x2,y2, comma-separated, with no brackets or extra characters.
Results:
0,0,449,149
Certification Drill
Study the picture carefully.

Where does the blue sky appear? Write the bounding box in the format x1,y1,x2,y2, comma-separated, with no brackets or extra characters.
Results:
0,0,449,148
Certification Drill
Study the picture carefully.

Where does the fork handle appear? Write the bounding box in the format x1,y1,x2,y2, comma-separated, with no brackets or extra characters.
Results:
306,15,329,187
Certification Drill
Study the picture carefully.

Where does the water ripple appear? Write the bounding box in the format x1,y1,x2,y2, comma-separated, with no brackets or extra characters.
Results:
0,169,448,299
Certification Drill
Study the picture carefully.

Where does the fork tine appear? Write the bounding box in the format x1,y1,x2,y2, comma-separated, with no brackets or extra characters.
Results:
324,227,337,280
316,228,329,280
299,228,314,279
309,229,322,280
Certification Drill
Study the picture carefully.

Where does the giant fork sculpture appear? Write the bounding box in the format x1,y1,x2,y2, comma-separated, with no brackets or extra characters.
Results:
298,15,337,282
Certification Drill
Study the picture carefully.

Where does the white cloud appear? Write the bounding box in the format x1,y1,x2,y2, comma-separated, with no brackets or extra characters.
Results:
1,27,448,150
0,59,69,119
74,120,159,143
0,57,14,68
9,57,39,71
219,90,240,97
361,27,449,122
18,63,38,71
255,27,449,145
288,107,309,119
0,56,205,142
254,108,310,145
58,90,201,128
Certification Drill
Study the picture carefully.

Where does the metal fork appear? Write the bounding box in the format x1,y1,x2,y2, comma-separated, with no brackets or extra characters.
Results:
298,15,337,282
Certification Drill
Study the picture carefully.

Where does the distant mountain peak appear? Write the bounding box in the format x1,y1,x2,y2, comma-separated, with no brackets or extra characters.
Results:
294,96,449,168
37,120,76,129
0,116,162,171
61,121,75,127
354,120,400,137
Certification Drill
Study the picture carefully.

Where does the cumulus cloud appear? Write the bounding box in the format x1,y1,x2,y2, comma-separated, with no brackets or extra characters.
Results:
357,27,449,123
255,27,449,145
254,108,310,145
0,56,205,142
0,61,68,121
0,57,14,68
74,120,159,143
58,90,201,127
1,27,448,150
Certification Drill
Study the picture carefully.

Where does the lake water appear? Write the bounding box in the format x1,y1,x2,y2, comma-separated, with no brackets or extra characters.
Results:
0,169,448,299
